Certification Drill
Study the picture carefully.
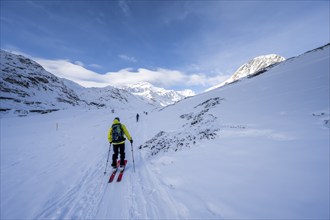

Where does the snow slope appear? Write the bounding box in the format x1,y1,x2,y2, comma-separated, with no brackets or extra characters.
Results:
139,44,329,219
1,44,329,219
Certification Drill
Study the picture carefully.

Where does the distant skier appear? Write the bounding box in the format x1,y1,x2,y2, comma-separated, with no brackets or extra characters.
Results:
108,117,133,170
136,113,139,122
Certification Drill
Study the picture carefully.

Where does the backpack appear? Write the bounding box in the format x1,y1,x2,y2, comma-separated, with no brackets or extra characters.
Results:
112,123,125,143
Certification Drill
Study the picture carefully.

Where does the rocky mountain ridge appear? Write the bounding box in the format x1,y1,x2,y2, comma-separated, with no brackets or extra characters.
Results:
0,50,152,116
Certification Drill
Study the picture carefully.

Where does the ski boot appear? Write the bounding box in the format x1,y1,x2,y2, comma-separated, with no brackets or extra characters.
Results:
111,165,117,172
119,165,125,171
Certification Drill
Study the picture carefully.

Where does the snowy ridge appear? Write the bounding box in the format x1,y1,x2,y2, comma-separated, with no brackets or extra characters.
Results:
0,50,83,115
206,54,285,91
0,50,153,116
120,82,195,107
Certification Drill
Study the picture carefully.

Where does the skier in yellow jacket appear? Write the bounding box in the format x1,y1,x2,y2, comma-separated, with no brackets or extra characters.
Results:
108,117,133,170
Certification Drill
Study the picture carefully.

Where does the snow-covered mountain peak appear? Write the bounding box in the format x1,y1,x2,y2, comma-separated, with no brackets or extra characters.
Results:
119,82,196,107
176,89,195,97
206,54,285,91
233,54,285,79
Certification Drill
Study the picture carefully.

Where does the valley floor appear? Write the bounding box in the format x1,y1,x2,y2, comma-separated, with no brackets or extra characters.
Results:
1,107,329,219
1,109,189,219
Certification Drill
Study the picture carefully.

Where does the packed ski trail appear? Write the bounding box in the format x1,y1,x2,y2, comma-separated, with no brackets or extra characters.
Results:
95,113,185,219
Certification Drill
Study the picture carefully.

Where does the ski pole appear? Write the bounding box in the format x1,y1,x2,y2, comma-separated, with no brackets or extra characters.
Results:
131,142,136,173
104,143,111,175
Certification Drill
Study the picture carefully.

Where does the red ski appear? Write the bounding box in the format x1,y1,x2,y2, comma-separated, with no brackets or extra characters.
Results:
117,160,128,182
108,160,120,183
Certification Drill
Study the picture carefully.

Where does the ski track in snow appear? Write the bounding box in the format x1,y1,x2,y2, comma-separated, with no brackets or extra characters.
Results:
95,116,188,219
24,112,186,220
33,154,107,219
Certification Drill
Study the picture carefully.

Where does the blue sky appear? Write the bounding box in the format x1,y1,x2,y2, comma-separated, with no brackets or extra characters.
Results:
1,0,329,92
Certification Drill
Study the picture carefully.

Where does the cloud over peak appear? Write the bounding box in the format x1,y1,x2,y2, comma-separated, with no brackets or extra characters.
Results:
34,57,229,90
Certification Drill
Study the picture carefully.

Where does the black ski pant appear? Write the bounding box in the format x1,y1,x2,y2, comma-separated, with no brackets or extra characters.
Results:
112,143,125,166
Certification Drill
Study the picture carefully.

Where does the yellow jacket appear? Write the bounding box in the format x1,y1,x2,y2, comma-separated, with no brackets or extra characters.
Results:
108,119,132,145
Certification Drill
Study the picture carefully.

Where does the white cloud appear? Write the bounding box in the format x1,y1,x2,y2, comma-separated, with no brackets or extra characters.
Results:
118,0,130,17
35,58,108,87
5,49,230,90
33,57,228,90
89,63,102,69
74,60,84,67
118,54,137,63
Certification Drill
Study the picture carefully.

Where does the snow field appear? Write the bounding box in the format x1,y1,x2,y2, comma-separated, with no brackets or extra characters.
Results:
157,136,329,219
1,109,114,219
1,45,329,219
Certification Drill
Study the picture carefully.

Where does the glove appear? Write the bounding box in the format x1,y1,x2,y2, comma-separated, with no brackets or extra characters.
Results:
130,139,133,144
